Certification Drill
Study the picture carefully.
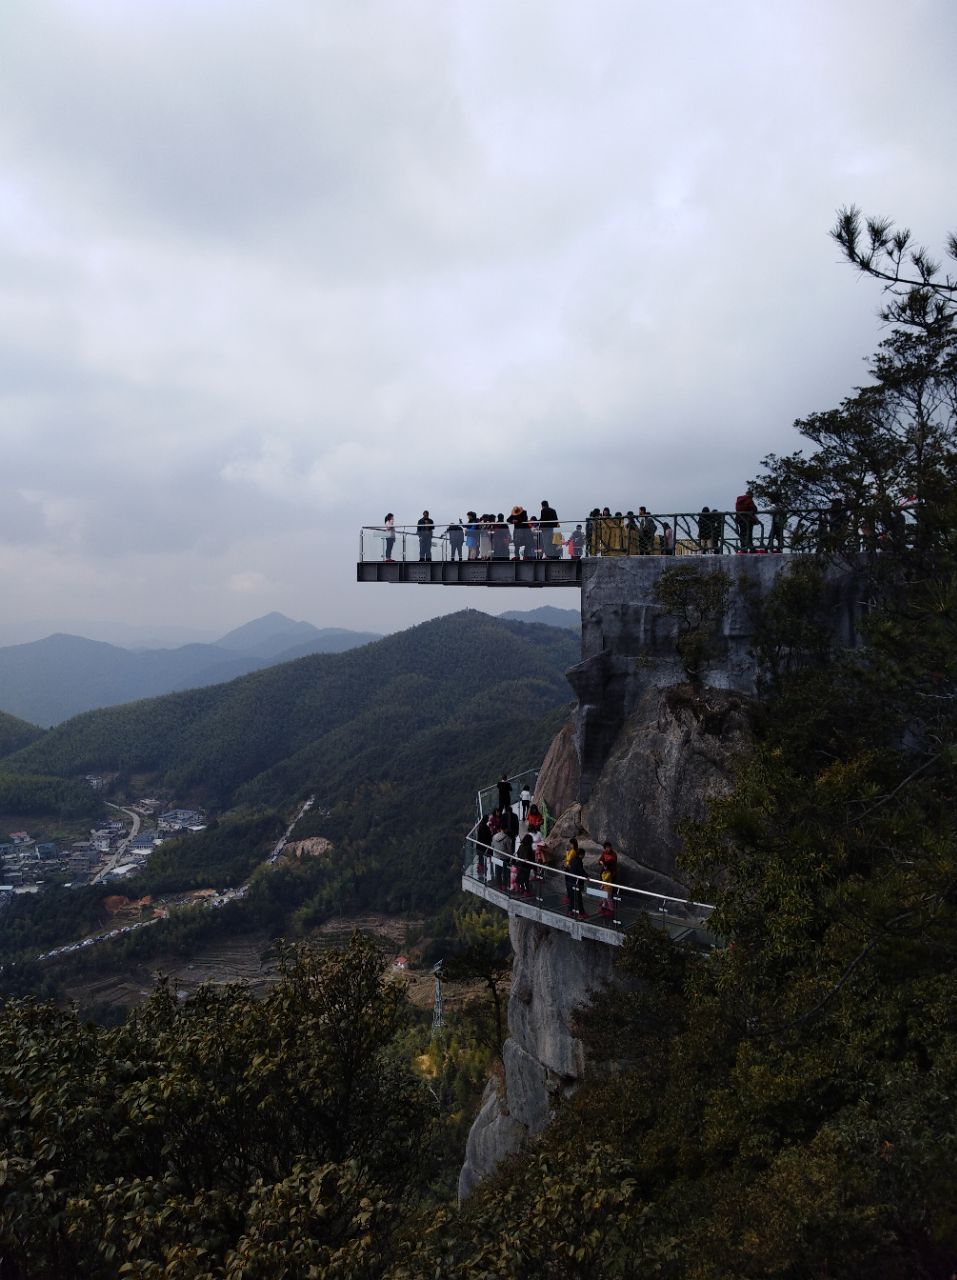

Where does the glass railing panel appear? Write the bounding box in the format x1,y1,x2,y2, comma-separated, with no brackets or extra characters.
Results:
361,505,918,563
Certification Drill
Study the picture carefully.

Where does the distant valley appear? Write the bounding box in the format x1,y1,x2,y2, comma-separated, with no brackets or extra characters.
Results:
0,610,578,996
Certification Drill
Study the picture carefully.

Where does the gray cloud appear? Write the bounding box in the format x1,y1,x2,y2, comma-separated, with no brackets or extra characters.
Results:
0,0,955,639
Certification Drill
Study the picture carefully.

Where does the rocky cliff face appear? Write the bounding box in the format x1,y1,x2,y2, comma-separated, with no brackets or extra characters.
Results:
533,718,579,821
460,556,864,1196
458,915,620,1200
583,683,756,879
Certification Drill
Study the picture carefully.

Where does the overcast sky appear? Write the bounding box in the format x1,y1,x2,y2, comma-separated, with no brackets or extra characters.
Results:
0,0,954,644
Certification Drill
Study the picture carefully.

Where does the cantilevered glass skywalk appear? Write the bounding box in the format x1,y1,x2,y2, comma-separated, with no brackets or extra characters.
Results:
461,770,716,950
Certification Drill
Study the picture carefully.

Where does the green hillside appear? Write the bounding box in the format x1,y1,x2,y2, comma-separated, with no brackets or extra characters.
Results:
4,611,577,808
0,613,576,971
0,710,43,759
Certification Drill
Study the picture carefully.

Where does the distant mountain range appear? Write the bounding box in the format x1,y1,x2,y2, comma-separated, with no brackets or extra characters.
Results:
0,613,382,726
0,611,579,814
498,606,580,631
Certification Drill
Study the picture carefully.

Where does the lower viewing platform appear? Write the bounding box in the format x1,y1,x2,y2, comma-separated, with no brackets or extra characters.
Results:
462,770,716,950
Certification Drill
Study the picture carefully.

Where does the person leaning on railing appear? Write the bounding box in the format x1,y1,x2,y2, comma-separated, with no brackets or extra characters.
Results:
566,524,585,559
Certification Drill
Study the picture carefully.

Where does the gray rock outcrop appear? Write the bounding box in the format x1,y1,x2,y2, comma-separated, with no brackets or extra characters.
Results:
458,915,619,1199
583,683,756,878
534,718,579,820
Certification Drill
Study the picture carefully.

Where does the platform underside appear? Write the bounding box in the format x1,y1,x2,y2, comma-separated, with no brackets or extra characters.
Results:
356,558,583,586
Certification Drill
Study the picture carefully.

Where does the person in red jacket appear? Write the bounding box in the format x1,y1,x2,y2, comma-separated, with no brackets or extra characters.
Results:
734,488,759,552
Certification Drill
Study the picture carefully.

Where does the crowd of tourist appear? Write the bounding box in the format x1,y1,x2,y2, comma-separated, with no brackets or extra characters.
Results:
377,492,911,563
473,774,620,921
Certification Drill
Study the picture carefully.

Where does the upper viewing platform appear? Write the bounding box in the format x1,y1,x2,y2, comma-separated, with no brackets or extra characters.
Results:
357,503,912,586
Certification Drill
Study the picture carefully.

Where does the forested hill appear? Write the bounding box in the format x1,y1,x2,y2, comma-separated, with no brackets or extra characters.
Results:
0,709,43,758
0,611,579,809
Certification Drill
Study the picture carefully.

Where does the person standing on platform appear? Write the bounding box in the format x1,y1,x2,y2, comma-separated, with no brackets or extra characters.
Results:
566,840,586,917
597,841,618,916
465,512,480,560
585,509,600,556
508,506,531,559
698,506,713,554
735,489,758,552
382,513,396,562
493,514,511,560
520,785,531,820
491,826,511,889
497,773,512,814
768,493,787,552
540,500,560,558
475,814,492,879
507,805,520,851
446,518,464,561
417,511,434,562
637,506,656,554
516,833,534,895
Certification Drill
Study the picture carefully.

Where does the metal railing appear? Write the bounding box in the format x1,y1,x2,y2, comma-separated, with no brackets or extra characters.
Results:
361,506,915,563
476,769,539,823
462,828,716,947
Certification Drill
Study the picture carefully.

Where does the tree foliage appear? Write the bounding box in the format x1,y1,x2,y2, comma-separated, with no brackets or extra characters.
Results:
441,908,511,1056
0,935,430,1278
832,205,957,331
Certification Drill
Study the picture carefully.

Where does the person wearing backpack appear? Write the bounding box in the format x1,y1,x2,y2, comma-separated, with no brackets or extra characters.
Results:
445,518,464,561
